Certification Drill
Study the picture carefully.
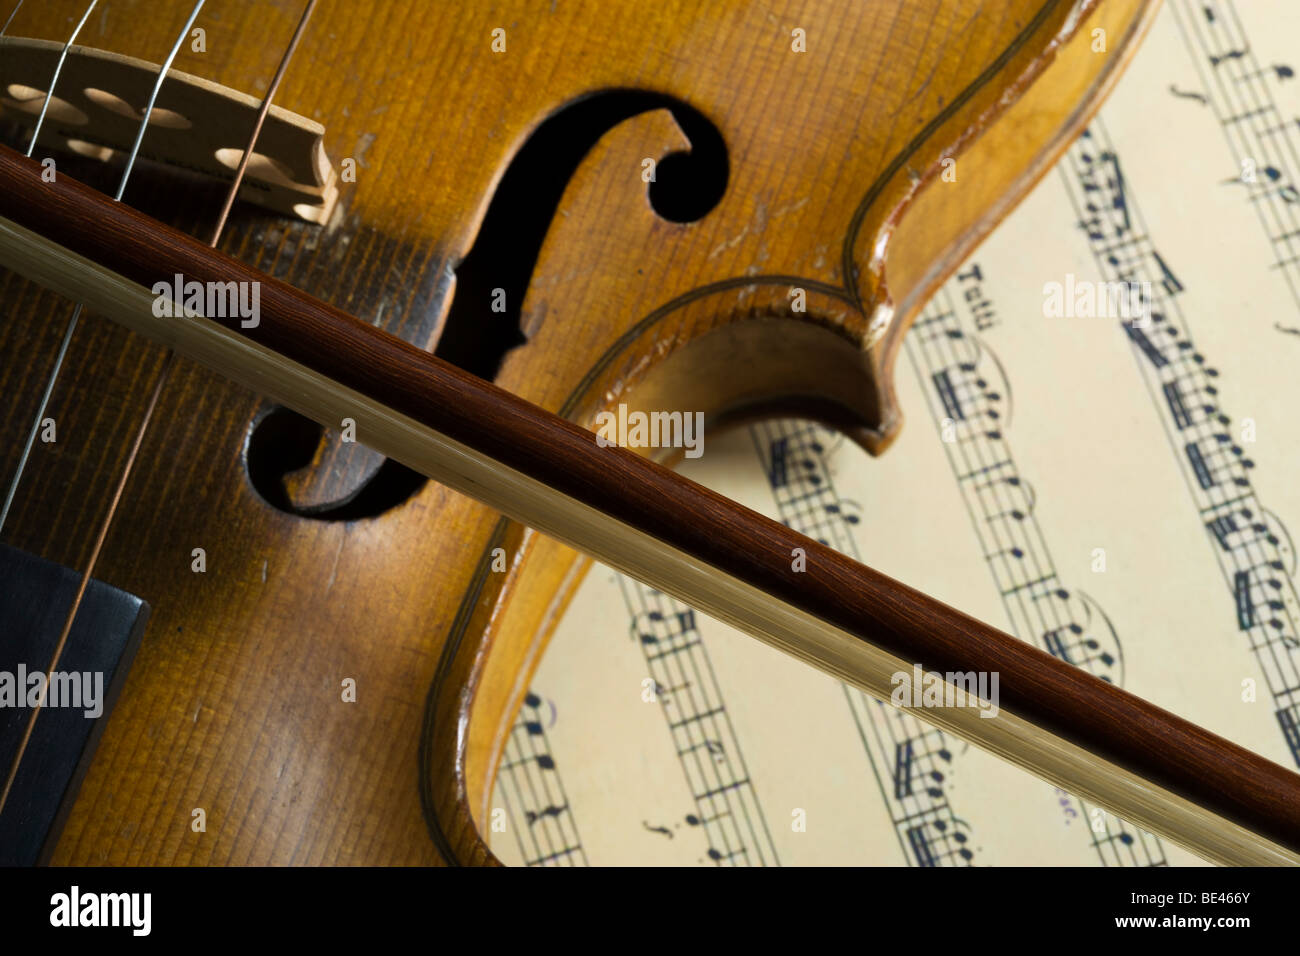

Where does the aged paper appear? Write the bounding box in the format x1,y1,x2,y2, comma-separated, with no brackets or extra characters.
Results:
490,0,1300,866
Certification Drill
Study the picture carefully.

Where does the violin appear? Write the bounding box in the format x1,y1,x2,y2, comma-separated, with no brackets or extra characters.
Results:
0,0,1296,869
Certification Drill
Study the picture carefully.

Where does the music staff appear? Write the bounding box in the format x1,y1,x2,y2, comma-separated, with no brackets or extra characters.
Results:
1061,112,1300,766
750,418,980,866
905,279,1159,865
496,690,589,866
618,575,779,866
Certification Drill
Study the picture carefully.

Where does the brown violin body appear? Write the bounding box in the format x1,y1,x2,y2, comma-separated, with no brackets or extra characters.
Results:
0,0,1155,864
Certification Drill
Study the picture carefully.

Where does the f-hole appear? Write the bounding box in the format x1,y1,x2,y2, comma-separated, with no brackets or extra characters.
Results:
436,89,729,379
245,89,728,520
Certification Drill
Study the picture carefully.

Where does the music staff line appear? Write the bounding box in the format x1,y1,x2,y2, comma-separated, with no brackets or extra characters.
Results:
906,284,1165,867
1058,115,1300,768
618,576,780,866
1170,0,1300,324
495,690,589,867
750,418,978,867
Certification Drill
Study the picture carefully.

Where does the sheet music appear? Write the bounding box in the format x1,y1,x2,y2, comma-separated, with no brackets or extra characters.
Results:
489,0,1300,866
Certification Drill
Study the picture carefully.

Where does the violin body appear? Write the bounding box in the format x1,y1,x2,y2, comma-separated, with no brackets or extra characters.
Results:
0,0,1155,864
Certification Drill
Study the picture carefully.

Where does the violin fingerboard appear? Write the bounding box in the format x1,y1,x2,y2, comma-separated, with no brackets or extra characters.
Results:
0,543,149,865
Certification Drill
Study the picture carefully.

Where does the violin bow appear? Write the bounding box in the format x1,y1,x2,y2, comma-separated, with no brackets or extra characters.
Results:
0,144,1297,866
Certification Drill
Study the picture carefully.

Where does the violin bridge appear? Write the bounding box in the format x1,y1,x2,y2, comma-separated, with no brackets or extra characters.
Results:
0,37,337,225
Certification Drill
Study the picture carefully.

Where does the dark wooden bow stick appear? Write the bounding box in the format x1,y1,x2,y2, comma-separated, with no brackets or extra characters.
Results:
0,143,1296,865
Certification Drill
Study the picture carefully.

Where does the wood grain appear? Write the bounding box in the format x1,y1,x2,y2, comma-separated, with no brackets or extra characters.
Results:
6,125,1300,861
0,0,1213,867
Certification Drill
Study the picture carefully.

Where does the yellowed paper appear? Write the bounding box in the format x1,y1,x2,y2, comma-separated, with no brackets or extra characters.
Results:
490,0,1300,866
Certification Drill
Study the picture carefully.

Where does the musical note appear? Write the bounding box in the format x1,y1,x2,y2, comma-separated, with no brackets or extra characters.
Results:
1207,507,1280,555
750,417,982,865
1040,594,1121,683
1163,381,1194,429
1100,151,1132,233
894,741,915,798
906,823,937,867
1043,626,1080,665
1151,250,1184,296
1235,571,1261,632
493,15,1300,862
932,369,965,421
904,813,973,867
493,688,589,866
1095,42,1300,740
767,437,789,489
1277,705,1300,765
1206,512,1243,550
525,803,568,826
1186,435,1255,490
617,571,779,865
642,821,673,839
1210,47,1249,68
1185,441,1215,489
1168,83,1208,105
1125,323,1169,368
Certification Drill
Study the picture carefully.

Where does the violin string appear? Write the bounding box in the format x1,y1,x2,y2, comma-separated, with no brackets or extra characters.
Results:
0,0,100,536
114,1,206,202
0,0,199,535
0,0,319,819
0,0,208,813
26,0,99,158
0,1,24,39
